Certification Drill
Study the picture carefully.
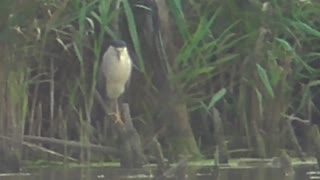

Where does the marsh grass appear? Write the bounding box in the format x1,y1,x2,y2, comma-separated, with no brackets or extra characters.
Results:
1,0,320,168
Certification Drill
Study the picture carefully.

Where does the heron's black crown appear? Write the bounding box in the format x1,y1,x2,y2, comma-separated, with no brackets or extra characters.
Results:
110,40,127,48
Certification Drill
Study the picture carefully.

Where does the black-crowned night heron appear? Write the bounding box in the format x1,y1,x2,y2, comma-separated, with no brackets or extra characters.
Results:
98,40,132,126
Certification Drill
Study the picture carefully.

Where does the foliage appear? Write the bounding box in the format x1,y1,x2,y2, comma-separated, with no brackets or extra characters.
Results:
1,0,320,163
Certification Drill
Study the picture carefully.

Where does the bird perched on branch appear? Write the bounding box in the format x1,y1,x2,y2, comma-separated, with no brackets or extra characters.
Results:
97,40,132,126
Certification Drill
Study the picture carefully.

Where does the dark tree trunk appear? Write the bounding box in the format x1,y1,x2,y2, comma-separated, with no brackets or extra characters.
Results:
117,104,146,168
0,45,21,173
124,0,202,160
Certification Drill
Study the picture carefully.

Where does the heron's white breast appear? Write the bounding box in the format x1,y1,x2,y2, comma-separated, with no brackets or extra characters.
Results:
102,48,132,99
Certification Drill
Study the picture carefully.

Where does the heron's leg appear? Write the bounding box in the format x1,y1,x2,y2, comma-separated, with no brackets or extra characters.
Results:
107,99,124,126
114,99,124,126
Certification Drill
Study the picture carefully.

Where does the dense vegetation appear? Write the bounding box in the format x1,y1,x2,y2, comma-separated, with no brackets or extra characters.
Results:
1,0,320,171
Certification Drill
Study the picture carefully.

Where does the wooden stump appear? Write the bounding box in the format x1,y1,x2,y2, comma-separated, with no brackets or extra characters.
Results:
117,103,146,168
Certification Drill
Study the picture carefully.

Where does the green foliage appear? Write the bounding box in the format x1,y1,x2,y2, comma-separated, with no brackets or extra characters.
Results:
2,0,320,163
167,0,189,40
207,88,227,110
167,4,244,103
256,64,274,98
123,0,145,73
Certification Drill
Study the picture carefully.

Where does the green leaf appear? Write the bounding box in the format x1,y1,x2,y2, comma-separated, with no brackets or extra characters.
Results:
208,88,226,109
123,0,145,72
184,66,215,84
275,38,293,52
99,0,112,23
73,42,83,64
275,38,315,74
256,64,274,98
78,2,88,36
213,53,239,66
176,7,221,65
255,88,263,118
297,80,320,112
167,0,189,40
292,21,320,38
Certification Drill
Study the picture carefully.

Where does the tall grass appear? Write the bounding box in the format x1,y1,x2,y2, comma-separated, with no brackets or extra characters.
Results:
1,0,320,167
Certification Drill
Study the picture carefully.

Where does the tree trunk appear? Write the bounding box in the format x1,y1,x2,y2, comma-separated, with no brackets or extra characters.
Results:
0,45,21,172
124,0,202,160
160,89,202,160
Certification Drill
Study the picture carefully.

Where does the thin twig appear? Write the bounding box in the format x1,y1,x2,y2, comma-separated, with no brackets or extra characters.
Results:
281,113,311,124
0,135,118,156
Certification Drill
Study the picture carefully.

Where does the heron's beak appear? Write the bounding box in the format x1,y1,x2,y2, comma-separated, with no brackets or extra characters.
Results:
115,48,126,60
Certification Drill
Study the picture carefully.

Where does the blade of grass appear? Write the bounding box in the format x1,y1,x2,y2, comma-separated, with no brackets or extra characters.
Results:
122,0,145,73
207,88,227,110
256,64,274,98
167,0,189,40
176,7,221,65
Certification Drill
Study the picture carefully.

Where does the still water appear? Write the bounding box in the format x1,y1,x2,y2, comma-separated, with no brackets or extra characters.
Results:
0,165,319,180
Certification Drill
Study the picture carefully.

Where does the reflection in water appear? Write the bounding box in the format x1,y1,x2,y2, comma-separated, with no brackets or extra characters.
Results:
0,165,318,180
306,170,320,179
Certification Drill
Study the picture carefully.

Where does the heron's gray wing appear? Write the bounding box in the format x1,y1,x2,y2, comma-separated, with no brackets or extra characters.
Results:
128,48,141,72
97,66,116,113
125,48,141,92
97,66,107,100
94,69,117,139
